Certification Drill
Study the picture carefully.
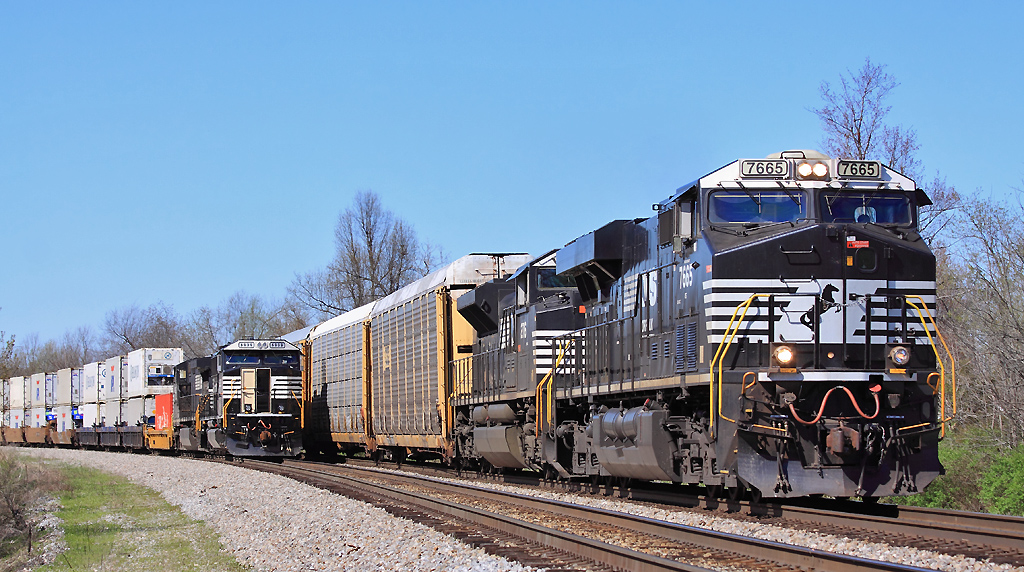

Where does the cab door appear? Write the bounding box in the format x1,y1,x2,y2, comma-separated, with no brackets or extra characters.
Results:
241,369,256,413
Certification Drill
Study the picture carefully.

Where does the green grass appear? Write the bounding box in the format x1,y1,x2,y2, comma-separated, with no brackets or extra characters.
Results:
36,464,249,572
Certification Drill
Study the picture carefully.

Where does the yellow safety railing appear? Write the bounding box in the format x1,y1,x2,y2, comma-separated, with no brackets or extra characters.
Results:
290,391,304,428
535,338,574,438
710,294,771,437
194,393,209,430
222,397,233,429
903,296,956,437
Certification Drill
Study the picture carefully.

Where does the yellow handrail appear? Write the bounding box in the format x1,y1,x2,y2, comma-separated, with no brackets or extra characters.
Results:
290,391,304,429
535,338,574,438
194,393,209,430
710,293,770,437
904,296,956,437
222,397,233,429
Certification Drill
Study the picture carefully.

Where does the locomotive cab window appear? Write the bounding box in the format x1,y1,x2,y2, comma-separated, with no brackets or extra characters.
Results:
262,352,299,366
538,268,574,289
819,191,914,226
708,190,805,224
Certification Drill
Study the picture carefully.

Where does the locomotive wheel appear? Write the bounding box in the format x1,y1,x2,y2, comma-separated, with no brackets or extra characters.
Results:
750,486,764,504
705,484,723,499
727,485,746,501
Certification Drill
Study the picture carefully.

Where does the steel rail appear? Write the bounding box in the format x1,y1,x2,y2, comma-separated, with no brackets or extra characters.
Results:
259,460,936,572
328,456,1024,562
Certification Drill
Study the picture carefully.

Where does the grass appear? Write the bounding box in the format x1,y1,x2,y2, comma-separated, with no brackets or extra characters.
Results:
34,464,249,572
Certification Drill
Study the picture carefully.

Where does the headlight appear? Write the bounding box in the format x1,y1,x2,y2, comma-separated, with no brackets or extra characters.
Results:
889,346,911,366
773,345,795,365
797,161,829,179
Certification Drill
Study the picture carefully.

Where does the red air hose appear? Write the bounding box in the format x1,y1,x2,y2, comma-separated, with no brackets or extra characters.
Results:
789,384,881,425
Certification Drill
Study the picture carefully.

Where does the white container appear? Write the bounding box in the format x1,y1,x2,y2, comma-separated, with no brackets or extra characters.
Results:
71,368,81,405
106,399,124,426
30,373,45,408
127,348,182,398
80,363,103,427
56,369,73,407
1,378,8,429
45,372,56,408
54,405,74,432
123,397,145,426
81,363,101,404
30,406,46,428
105,356,124,401
9,376,25,428
104,355,125,425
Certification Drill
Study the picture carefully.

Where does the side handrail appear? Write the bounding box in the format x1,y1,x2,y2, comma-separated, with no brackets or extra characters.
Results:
904,296,956,437
710,293,770,437
535,337,575,438
222,397,233,430
290,390,304,429
194,393,209,430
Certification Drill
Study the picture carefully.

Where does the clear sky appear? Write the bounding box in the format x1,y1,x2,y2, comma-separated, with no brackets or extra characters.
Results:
1,2,1021,344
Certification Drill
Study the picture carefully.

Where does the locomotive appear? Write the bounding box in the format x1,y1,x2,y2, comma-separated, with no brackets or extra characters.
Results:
176,339,304,457
452,150,953,499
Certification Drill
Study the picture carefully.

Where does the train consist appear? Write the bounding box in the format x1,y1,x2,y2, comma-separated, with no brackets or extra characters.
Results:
1,150,955,499
1,342,303,457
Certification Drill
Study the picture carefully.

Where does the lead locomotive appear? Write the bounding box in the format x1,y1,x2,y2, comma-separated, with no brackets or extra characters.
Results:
454,150,951,499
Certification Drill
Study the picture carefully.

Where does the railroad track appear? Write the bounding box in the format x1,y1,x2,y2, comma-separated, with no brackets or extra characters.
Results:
313,455,1024,567
239,458,959,572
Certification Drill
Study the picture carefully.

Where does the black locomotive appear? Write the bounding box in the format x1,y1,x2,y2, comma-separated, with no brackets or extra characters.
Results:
453,150,952,499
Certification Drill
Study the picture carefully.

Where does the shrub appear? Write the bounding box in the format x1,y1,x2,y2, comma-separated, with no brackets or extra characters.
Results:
0,449,67,555
898,427,998,511
980,443,1024,516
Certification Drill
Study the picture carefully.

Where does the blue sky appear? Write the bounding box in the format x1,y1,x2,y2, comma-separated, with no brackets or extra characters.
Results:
1,2,1021,344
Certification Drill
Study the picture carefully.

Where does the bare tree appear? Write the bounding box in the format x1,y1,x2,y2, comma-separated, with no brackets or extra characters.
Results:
943,193,1024,446
102,302,185,355
289,190,445,321
812,58,960,245
0,330,14,379
0,449,43,553
184,292,312,358
814,59,906,166
0,308,15,378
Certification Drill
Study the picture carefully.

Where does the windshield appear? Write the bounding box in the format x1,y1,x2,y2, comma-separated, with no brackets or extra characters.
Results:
708,190,805,224
538,268,575,289
819,191,914,225
262,352,300,366
224,353,261,365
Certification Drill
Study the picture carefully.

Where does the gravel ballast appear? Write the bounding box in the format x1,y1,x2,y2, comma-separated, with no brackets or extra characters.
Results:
20,449,531,572
20,448,1024,572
